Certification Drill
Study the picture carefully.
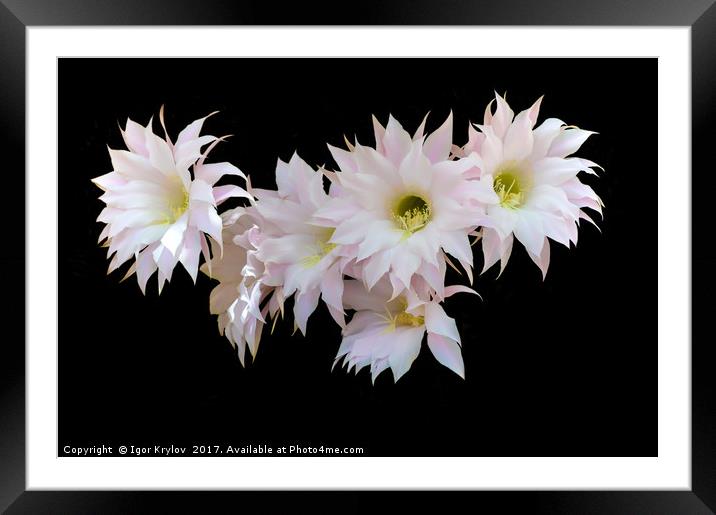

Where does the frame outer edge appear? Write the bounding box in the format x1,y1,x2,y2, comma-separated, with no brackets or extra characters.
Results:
2,491,715,514
1,0,716,26
0,0,27,513
4,0,714,510
692,1,716,513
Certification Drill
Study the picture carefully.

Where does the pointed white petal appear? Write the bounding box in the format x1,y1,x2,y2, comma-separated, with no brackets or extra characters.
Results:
294,288,321,336
427,333,465,378
425,302,460,343
503,109,534,161
513,211,545,257
548,127,595,158
382,115,413,167
423,111,453,164
387,326,425,381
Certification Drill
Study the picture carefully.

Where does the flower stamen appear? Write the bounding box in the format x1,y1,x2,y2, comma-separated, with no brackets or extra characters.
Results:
301,228,337,268
392,194,431,237
394,311,425,327
163,187,190,224
383,297,425,332
494,170,524,209
171,188,190,220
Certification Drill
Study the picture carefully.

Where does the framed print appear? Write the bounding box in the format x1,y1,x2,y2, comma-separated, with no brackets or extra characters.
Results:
1,1,713,513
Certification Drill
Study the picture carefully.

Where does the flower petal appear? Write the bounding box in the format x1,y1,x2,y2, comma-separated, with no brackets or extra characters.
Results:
427,333,465,378
423,111,453,164
425,302,460,343
548,127,596,158
387,326,425,382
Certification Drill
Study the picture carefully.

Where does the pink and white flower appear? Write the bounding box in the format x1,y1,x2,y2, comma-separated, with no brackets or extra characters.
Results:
334,277,474,382
92,108,249,292
201,207,282,365
317,114,495,300
461,93,604,277
250,153,356,334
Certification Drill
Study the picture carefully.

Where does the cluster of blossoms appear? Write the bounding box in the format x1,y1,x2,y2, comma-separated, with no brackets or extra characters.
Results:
93,94,603,383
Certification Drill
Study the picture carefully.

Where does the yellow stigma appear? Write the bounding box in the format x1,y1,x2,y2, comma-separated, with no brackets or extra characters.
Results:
383,297,425,332
301,228,337,268
394,311,425,327
493,167,525,209
392,194,431,237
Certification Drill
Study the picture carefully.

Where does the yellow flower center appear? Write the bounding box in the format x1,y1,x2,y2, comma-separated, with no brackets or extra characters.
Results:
493,165,528,209
392,194,431,237
394,311,425,327
162,186,190,225
301,227,337,268
383,297,425,332
170,188,190,221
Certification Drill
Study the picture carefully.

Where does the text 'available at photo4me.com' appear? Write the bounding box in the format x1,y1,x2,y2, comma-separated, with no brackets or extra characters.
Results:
61,442,366,457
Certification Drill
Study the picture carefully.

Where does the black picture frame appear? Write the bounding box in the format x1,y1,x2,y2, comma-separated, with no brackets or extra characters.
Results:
1,1,711,513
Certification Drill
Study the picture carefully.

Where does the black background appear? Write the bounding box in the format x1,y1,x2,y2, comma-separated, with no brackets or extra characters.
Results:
58,58,656,457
